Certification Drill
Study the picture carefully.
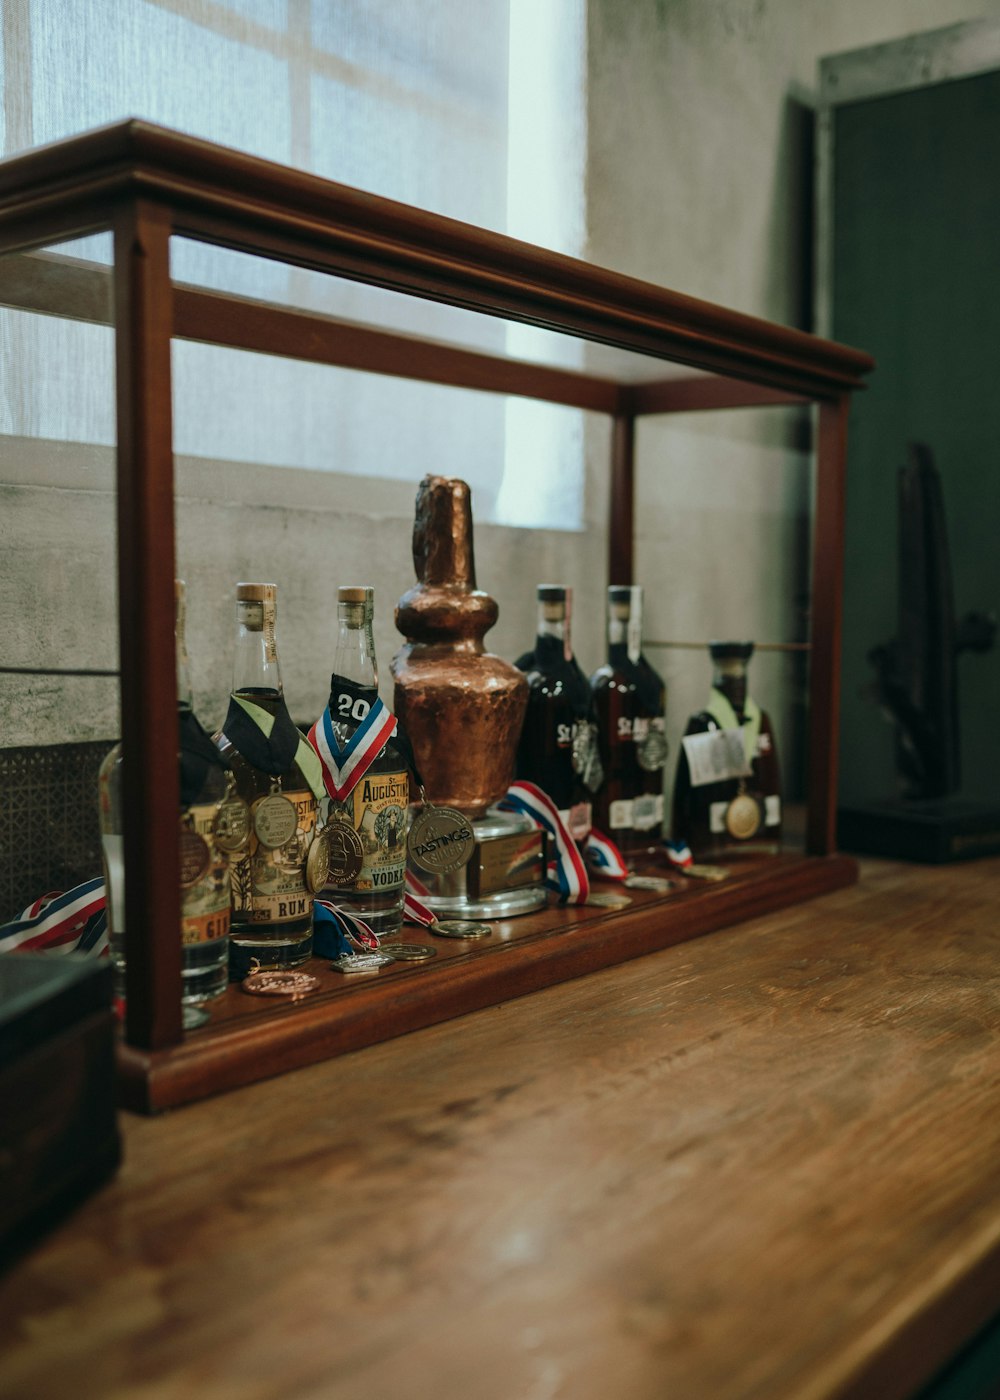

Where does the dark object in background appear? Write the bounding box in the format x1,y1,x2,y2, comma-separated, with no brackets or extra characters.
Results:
867,443,995,799
840,443,998,862
0,955,120,1267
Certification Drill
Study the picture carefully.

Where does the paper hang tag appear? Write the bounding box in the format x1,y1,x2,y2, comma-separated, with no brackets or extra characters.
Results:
682,727,752,788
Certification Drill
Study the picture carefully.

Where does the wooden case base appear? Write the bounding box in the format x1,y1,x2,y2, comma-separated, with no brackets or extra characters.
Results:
118,851,857,1114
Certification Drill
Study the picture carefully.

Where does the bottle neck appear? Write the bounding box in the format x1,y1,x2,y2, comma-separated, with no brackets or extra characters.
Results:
331,603,378,693
536,601,572,662
232,596,283,697
712,661,748,716
608,587,642,664
175,591,193,711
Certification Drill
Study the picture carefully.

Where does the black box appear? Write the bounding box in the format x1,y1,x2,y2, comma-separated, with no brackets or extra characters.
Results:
0,954,121,1266
838,799,1000,864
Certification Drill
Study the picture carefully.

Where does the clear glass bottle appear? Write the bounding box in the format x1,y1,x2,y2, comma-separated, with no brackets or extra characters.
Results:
671,641,782,857
319,586,408,938
591,585,667,854
515,584,603,840
216,582,317,978
99,580,233,1009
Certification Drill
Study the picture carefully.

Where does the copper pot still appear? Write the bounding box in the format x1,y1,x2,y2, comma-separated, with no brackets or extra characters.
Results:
391,475,528,817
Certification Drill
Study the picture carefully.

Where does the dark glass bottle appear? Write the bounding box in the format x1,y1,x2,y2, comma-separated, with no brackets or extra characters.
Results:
100,580,233,1011
591,585,667,854
320,586,408,939
216,582,317,978
515,584,603,840
671,641,782,858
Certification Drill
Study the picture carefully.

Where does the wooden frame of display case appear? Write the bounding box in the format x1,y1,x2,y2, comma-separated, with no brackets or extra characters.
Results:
0,121,873,1111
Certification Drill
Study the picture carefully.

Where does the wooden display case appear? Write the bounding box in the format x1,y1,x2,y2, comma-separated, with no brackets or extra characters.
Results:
0,121,874,1111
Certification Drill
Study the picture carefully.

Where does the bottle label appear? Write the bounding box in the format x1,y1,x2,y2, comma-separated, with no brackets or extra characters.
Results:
559,801,593,843
231,789,316,925
181,803,231,945
328,770,408,894
633,793,664,832
609,798,634,830
635,716,668,773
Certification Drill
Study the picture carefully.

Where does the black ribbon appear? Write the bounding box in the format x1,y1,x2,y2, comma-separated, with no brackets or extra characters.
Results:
223,693,303,777
179,707,228,808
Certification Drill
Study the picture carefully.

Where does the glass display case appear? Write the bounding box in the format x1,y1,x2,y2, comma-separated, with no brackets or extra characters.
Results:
0,121,873,1109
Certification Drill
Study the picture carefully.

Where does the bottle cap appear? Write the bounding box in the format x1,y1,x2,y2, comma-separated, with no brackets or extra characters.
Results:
237,582,277,602
709,640,754,662
338,586,373,605
536,584,567,602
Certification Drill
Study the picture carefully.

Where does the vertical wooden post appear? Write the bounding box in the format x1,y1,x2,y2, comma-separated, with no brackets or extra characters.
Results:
806,395,850,856
113,199,182,1050
609,412,635,584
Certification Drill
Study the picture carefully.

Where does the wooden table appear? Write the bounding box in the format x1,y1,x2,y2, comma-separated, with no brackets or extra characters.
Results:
2,857,999,1400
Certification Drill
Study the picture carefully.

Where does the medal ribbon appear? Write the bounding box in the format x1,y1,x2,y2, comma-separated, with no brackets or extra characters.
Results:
706,688,761,768
402,870,439,928
583,828,629,882
0,878,108,956
499,781,590,905
222,694,325,801
307,698,398,803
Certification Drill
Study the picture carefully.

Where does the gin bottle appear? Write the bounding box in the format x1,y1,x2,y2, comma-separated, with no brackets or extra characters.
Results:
216,582,319,978
99,580,235,1009
515,585,603,840
671,641,782,857
591,585,667,853
315,586,409,938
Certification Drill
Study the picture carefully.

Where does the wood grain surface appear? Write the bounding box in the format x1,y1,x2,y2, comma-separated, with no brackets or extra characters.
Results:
3,857,999,1400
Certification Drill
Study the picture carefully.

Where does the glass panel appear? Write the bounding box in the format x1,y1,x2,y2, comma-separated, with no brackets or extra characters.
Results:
0,234,120,923
636,404,813,854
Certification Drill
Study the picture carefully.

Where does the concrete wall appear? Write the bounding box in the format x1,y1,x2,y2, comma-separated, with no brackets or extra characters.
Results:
5,0,998,806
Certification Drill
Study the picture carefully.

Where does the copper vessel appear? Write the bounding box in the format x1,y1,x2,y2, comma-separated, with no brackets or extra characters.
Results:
392,476,528,817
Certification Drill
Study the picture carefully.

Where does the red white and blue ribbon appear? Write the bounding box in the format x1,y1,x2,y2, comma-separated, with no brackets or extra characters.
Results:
313,897,378,957
583,828,629,882
0,878,108,956
307,699,398,803
499,780,590,905
663,838,693,870
403,870,439,928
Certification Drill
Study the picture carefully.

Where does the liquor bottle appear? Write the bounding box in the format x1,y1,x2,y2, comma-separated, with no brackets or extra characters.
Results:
314,586,409,938
591,585,668,854
216,582,320,978
671,641,782,857
515,584,603,840
99,580,237,1011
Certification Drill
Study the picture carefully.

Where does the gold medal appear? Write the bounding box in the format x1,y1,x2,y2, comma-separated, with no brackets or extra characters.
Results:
305,830,331,894
178,825,211,888
407,804,475,875
213,793,251,853
585,891,632,910
241,968,320,999
321,818,365,886
725,791,763,841
253,791,298,849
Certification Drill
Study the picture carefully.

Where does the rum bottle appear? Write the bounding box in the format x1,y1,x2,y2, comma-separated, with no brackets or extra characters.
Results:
591,585,667,853
515,584,603,840
671,641,782,857
315,586,409,939
216,582,319,978
99,580,236,1010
